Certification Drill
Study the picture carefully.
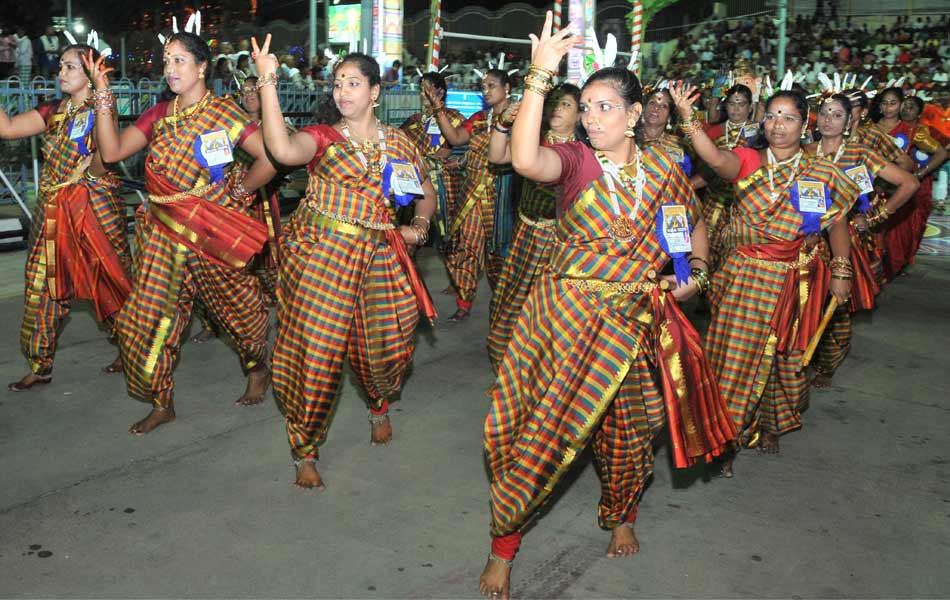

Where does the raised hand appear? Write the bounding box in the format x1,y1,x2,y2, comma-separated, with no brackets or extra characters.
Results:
498,102,520,128
669,81,701,121
251,34,279,79
528,11,577,73
81,49,114,91
422,80,442,110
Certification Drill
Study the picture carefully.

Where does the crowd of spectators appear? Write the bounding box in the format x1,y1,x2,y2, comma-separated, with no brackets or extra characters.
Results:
665,14,950,93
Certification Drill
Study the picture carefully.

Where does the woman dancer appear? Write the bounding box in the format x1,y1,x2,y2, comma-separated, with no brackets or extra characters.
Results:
873,87,947,278
485,83,580,370
429,68,515,321
84,22,276,433
670,82,859,471
638,86,693,176
808,93,917,387
400,70,465,251
251,38,436,490
480,16,735,598
2,38,131,391
696,84,760,273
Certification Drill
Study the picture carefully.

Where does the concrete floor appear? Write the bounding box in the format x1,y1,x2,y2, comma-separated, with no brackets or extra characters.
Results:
0,246,948,598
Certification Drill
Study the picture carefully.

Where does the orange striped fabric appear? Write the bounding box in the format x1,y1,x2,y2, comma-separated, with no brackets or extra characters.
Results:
272,124,425,460
705,150,860,443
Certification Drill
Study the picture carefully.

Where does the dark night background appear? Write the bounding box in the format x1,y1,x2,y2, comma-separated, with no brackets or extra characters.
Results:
0,0,708,42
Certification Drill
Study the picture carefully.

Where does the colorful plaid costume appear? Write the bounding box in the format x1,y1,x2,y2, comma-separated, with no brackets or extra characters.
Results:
851,122,904,164
700,121,759,273
486,143,734,541
705,147,860,445
445,110,516,309
114,96,269,408
486,136,564,371
400,109,464,246
812,142,889,378
18,100,131,376
878,122,942,279
273,124,432,461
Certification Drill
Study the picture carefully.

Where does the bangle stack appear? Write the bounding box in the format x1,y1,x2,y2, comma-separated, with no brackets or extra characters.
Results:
493,123,510,135
410,215,430,246
255,73,278,90
92,88,115,112
690,267,711,295
228,179,254,202
866,204,892,227
679,116,703,137
829,255,853,281
523,64,555,98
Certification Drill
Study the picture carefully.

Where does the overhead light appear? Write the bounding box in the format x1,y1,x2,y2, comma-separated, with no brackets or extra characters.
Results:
73,22,86,34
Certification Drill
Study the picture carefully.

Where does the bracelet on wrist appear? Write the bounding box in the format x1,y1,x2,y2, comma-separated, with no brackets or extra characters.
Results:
255,72,278,89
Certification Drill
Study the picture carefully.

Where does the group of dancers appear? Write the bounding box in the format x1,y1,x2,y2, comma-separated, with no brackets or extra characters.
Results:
1,11,945,598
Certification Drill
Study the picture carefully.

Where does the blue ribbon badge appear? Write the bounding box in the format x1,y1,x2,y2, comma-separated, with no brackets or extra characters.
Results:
426,117,442,148
68,110,95,156
913,148,930,170
791,179,831,234
655,203,693,286
844,165,875,213
194,129,234,184
666,147,692,177
384,160,423,208
893,133,909,151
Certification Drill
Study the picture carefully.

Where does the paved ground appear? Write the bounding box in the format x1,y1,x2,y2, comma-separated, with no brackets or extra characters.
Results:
0,243,948,599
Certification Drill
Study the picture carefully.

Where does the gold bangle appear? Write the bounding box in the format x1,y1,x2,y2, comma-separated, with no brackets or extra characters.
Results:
527,64,556,78
255,73,278,89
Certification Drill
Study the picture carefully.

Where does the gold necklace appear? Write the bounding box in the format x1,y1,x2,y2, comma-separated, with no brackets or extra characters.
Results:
816,138,846,164
545,130,575,144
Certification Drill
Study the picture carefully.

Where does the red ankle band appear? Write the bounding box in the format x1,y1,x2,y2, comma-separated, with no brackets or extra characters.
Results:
370,399,390,416
456,297,473,311
491,532,522,561
625,504,638,523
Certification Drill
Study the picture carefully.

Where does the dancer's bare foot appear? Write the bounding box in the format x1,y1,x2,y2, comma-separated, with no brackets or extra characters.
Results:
102,353,123,374
235,365,271,406
811,371,833,388
479,555,511,600
720,453,735,478
189,327,216,344
606,523,640,558
7,372,52,392
129,406,176,435
447,308,470,322
294,459,326,490
759,431,780,454
369,412,392,445
440,285,456,295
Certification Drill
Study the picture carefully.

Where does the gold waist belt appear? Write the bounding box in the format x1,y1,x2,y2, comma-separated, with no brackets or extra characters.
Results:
561,277,659,295
518,210,557,229
740,243,821,271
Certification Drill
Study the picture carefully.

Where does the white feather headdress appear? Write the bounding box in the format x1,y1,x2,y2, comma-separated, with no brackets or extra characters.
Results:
158,10,201,45
63,29,112,57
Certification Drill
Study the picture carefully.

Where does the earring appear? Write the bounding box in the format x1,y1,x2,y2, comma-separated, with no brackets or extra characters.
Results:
625,121,636,138
665,120,673,131
372,98,380,108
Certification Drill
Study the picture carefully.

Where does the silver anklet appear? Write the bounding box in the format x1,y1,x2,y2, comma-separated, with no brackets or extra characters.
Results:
488,552,513,567
293,457,318,467
367,411,389,425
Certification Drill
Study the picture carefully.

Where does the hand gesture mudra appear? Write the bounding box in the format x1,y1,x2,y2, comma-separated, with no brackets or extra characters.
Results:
422,81,442,110
529,11,578,73
669,81,701,121
251,34,279,79
80,50,114,91
498,102,520,128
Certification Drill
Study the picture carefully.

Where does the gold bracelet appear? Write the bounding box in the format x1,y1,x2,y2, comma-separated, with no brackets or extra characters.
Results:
829,256,850,270
523,82,551,97
255,73,278,89
527,64,556,78
679,118,703,137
